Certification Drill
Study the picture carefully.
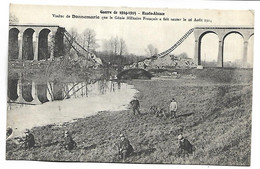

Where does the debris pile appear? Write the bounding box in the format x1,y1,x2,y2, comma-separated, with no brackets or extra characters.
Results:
124,54,196,70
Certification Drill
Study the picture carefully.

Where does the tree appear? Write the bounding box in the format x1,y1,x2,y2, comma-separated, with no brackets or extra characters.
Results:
178,52,189,59
146,44,158,57
102,36,118,55
119,38,128,56
101,39,110,54
69,28,79,42
9,14,19,24
103,36,127,56
64,28,80,59
100,36,129,66
80,28,98,52
113,36,119,56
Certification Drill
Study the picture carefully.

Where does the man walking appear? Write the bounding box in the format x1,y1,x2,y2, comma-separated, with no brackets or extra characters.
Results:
130,98,141,115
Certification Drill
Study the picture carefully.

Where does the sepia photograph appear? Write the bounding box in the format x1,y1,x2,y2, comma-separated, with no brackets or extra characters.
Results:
2,1,260,168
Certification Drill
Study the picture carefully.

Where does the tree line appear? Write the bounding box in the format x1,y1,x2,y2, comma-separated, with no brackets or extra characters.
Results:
64,28,158,68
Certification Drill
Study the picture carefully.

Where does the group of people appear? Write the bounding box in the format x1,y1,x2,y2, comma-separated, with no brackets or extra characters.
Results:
117,133,194,161
6,96,194,162
7,129,194,162
6,128,77,151
130,97,178,118
123,97,194,160
6,129,36,150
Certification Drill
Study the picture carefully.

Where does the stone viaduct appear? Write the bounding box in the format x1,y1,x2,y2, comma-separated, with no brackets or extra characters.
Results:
9,24,65,61
193,26,254,67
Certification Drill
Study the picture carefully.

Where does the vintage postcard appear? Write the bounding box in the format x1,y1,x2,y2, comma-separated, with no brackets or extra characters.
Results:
6,4,254,166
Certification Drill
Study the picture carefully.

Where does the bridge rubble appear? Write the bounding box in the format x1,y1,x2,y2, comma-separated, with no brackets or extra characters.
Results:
124,26,254,70
123,54,196,70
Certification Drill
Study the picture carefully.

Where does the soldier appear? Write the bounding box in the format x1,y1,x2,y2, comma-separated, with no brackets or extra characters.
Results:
178,134,194,157
118,134,134,162
170,98,178,118
130,98,141,115
23,129,35,149
64,130,77,151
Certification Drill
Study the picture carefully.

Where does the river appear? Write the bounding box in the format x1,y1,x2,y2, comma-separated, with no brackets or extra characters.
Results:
7,79,138,137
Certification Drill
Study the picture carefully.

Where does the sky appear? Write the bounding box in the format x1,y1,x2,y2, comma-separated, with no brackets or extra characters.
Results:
10,4,254,65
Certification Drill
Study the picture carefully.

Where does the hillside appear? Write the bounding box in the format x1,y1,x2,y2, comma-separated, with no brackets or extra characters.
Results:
6,68,252,166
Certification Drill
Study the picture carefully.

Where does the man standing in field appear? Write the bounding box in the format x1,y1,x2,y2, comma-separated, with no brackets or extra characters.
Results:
130,98,141,115
170,98,178,118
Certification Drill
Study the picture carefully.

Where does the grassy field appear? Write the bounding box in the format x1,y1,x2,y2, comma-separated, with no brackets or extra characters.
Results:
6,68,252,166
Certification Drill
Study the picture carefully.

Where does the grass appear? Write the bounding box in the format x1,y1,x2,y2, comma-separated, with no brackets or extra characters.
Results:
6,68,252,166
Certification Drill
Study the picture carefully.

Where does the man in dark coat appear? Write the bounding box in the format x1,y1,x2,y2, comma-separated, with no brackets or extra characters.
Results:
130,98,141,115
64,130,77,151
118,134,134,162
178,134,194,156
23,129,35,149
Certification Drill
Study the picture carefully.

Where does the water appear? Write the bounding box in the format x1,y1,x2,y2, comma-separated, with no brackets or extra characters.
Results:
7,79,138,137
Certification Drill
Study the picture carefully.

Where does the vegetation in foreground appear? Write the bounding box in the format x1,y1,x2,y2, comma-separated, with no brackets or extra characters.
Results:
6,69,252,166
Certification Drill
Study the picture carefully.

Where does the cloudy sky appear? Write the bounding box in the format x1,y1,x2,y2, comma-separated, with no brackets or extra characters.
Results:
10,4,254,65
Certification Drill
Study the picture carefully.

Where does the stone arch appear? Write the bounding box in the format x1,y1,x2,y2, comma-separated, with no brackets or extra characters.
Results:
247,35,254,68
194,27,254,68
199,31,219,67
38,28,51,60
53,81,64,100
22,28,35,60
197,31,218,65
223,31,244,42
37,83,49,103
21,79,34,102
223,32,244,67
9,28,19,60
8,77,19,101
249,32,254,39
198,30,218,41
